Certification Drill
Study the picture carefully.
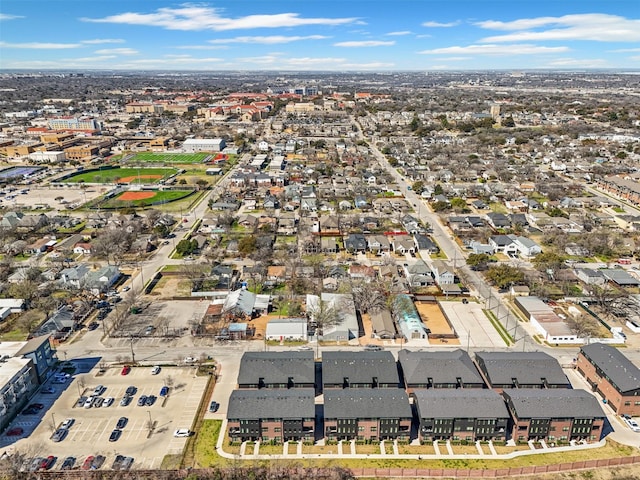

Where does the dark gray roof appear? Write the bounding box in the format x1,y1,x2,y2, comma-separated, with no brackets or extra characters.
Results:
322,351,399,386
237,351,315,385
580,343,640,394
413,389,509,419
398,349,485,386
324,388,411,419
475,351,569,387
502,388,605,419
227,388,315,420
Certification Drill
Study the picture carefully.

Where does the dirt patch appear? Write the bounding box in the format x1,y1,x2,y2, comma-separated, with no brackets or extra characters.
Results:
119,174,163,183
416,301,455,336
118,191,156,201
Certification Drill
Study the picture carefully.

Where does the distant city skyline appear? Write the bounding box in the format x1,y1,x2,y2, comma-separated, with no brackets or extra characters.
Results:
1,1,639,71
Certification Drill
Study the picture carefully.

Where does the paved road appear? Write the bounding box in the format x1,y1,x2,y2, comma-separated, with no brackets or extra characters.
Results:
352,115,531,350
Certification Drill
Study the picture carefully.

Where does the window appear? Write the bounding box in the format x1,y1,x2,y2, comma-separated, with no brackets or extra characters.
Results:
358,426,364,432
274,428,281,433
371,427,377,432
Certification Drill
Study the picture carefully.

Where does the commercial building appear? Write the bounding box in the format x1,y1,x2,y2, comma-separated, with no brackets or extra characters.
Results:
413,389,509,442
324,389,411,442
474,351,570,392
237,351,315,389
227,389,315,443
577,343,640,416
322,351,400,390
503,389,605,443
398,349,485,392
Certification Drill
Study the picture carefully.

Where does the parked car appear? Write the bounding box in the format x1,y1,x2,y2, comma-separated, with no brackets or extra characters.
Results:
88,322,99,331
173,429,192,437
109,429,122,442
93,385,105,396
60,418,74,428
209,401,219,413
91,455,105,470
120,457,134,470
60,457,75,470
22,406,39,415
184,356,197,364
137,395,148,406
116,417,128,429
29,457,44,472
103,397,114,407
6,427,24,436
121,365,131,375
145,395,157,406
52,428,68,442
624,416,640,432
39,456,56,470
83,397,94,409
81,456,95,470
76,396,88,407
119,396,132,407
28,403,44,410
144,325,155,335
112,455,125,470
125,386,137,396
363,344,382,351
151,366,161,375
159,386,169,397
41,386,56,394
93,397,105,408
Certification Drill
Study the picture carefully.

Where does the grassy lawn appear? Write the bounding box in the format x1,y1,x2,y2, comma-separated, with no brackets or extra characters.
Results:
177,279,193,296
492,444,532,454
160,454,182,469
451,444,482,455
126,152,210,164
63,167,177,184
302,444,340,454
397,443,436,455
193,420,223,467
258,444,285,455
356,444,383,454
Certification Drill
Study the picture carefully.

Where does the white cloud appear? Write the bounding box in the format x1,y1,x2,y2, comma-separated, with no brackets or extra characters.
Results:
422,21,460,28
81,39,125,45
209,35,328,45
386,31,412,36
175,45,229,50
71,55,118,63
611,48,640,53
545,57,609,68
333,40,395,47
0,13,24,21
435,57,472,61
82,6,358,31
286,57,347,65
419,44,569,55
478,14,640,42
94,48,138,55
0,41,80,49
341,62,395,69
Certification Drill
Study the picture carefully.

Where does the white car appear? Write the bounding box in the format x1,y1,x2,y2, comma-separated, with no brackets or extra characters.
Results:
103,397,115,407
624,417,640,432
151,366,161,375
173,429,192,437
184,357,197,364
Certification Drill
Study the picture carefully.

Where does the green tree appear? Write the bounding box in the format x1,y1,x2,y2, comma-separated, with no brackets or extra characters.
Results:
450,197,467,212
485,264,525,289
531,252,565,272
176,239,198,256
431,201,450,212
238,235,257,256
466,253,491,271
411,181,424,194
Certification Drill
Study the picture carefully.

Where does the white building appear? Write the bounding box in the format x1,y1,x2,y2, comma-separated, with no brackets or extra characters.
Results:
182,138,226,153
265,317,308,341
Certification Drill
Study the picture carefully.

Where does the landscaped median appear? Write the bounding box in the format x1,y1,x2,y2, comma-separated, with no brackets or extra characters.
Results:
188,419,640,476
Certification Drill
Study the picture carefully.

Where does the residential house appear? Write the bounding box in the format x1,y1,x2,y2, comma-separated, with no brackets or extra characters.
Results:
83,265,121,295
469,240,495,255
485,212,511,229
322,351,400,389
366,235,391,255
370,309,397,339
324,389,412,442
307,293,359,341
237,351,315,389
489,235,519,256
513,236,542,258
72,242,92,255
474,351,570,392
575,268,606,286
503,388,605,443
414,234,439,254
576,343,640,416
348,264,376,282
1,211,24,229
413,389,510,442
430,260,455,285
321,237,340,254
392,294,429,340
392,237,416,255
344,233,367,253
58,264,91,289
227,389,315,443
398,349,486,392
403,260,434,287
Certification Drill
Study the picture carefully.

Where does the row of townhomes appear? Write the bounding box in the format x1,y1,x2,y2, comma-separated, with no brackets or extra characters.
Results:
226,347,622,445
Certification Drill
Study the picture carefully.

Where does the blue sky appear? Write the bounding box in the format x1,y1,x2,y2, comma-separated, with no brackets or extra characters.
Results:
1,1,639,71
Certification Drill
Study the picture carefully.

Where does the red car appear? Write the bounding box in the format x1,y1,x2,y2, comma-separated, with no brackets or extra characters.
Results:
81,456,95,470
6,427,23,436
121,365,131,375
39,456,55,470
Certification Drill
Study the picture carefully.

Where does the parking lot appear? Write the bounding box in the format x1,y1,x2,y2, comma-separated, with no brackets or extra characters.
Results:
4,363,209,471
439,301,507,348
